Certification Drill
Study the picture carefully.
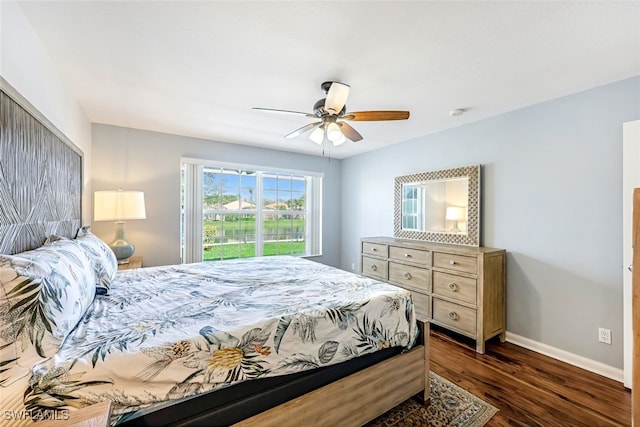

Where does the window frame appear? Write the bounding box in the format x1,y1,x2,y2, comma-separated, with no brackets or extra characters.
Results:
181,158,323,263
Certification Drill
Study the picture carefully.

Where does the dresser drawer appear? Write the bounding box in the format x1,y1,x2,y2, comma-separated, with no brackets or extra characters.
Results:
432,271,477,305
362,242,387,258
433,252,477,275
388,262,430,293
432,298,476,336
389,245,430,265
361,255,387,280
409,290,430,321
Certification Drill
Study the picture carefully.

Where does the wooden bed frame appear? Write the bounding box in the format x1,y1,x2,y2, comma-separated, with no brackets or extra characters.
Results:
0,78,431,426
235,320,430,426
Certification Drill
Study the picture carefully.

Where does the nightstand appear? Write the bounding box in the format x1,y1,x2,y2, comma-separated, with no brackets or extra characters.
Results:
118,256,142,270
40,400,111,426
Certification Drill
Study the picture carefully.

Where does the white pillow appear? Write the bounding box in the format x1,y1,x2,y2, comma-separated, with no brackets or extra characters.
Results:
75,226,118,295
0,239,96,357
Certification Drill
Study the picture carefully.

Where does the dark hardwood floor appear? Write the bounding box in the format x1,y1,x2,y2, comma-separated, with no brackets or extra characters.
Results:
429,326,631,426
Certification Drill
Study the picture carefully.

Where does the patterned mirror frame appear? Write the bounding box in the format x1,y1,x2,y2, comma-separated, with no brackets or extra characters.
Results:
394,164,480,246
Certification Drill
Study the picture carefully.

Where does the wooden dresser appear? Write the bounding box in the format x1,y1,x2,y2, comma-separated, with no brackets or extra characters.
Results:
361,237,506,353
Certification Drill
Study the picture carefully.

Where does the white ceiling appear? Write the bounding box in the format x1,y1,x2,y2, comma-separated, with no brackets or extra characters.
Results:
17,1,640,159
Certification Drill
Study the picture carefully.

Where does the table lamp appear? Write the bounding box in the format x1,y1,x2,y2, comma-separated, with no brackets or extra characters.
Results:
445,206,466,233
94,190,146,264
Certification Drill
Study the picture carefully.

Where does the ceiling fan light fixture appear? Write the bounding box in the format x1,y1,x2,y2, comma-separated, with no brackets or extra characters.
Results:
324,82,350,114
331,132,346,146
253,80,410,147
326,122,342,142
309,126,325,144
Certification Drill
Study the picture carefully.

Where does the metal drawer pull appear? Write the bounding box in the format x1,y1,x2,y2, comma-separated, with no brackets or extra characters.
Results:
371,247,377,252
403,272,412,280
449,260,456,265
370,264,378,271
404,253,411,258
448,282,458,292
448,311,459,320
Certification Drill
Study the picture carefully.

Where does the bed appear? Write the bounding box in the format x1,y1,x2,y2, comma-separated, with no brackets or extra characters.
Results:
0,78,429,426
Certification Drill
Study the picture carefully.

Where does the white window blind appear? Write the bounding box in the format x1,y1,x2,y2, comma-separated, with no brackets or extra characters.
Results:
182,162,203,263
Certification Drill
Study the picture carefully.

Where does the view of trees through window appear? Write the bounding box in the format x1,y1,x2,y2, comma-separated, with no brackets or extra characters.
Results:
202,167,307,260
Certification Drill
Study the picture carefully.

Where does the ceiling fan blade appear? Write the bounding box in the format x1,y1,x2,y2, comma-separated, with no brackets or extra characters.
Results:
324,82,350,115
284,121,323,139
343,111,410,121
253,107,317,118
338,122,363,142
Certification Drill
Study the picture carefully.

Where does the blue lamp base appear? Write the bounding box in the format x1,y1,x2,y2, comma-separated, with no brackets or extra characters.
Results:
109,221,135,264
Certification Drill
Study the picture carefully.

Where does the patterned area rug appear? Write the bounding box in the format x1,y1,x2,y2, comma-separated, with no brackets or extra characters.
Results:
366,372,498,427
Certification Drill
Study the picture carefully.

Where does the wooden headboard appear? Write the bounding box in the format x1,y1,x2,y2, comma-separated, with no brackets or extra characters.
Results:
0,78,83,255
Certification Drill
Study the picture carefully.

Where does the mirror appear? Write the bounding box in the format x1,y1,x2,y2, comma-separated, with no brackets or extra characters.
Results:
394,164,480,246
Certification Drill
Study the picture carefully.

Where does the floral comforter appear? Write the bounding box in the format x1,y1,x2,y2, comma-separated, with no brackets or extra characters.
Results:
18,256,417,423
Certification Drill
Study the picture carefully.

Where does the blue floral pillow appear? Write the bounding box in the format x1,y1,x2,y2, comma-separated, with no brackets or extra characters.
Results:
75,227,117,295
0,240,96,357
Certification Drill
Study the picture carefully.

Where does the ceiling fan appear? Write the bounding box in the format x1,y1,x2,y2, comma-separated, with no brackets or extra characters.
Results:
253,81,410,146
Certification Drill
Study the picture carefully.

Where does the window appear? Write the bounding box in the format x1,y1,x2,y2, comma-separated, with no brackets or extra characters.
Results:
181,159,322,262
401,185,423,230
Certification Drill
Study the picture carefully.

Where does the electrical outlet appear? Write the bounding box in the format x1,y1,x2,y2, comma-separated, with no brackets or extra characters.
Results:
351,262,355,271
598,328,611,345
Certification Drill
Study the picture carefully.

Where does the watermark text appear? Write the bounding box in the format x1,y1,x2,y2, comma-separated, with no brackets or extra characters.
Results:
4,409,70,421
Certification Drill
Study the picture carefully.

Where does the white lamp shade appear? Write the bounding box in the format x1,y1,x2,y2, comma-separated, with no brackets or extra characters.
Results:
94,190,146,221
309,126,325,144
326,122,342,142
331,132,346,146
445,206,466,221
324,82,350,114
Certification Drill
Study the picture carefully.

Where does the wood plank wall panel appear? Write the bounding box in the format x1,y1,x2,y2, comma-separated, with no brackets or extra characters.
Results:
0,89,81,255
633,188,640,426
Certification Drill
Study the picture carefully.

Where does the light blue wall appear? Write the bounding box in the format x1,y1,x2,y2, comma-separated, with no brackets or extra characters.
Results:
91,125,342,268
340,76,640,369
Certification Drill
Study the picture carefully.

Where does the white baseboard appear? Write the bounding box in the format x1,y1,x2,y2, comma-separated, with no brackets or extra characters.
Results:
505,332,624,383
